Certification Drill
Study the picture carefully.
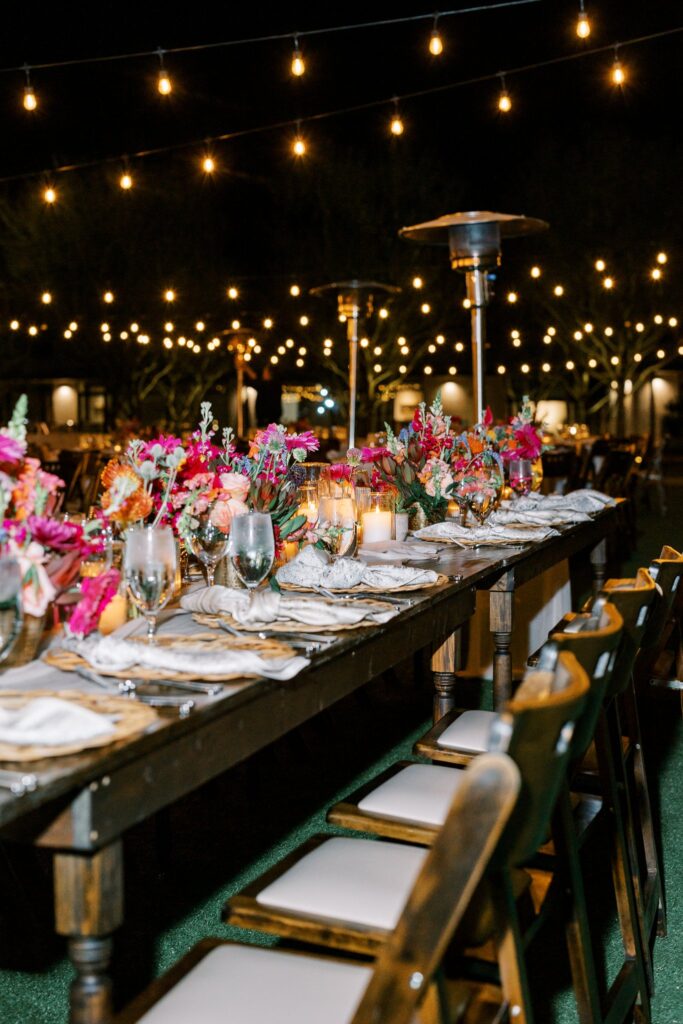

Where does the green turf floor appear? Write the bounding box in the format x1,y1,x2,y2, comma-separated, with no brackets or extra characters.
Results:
0,485,681,1023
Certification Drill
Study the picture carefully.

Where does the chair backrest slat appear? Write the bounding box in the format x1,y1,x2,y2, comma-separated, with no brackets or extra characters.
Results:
488,648,589,866
640,547,683,651
350,753,520,1024
599,569,658,695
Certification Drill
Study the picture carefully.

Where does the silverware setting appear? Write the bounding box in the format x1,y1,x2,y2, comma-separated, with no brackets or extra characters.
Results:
74,666,214,706
0,769,39,796
217,620,336,649
312,586,413,608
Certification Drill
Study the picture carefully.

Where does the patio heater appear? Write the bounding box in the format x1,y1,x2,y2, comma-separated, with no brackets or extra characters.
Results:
223,327,258,438
400,211,548,423
310,280,400,448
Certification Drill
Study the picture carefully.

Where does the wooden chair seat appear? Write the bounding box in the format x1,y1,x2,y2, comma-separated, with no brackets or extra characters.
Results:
123,941,374,1024
116,754,521,1024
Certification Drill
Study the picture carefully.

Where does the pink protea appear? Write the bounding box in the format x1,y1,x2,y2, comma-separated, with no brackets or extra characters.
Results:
27,515,88,553
0,433,26,466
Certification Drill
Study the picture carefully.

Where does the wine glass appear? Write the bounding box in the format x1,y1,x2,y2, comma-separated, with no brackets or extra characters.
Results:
509,459,533,497
317,495,358,560
228,512,275,590
188,513,230,588
124,526,177,642
0,557,23,663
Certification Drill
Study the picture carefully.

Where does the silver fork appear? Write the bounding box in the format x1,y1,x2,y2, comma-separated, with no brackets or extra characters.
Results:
314,586,413,608
75,666,214,699
217,620,335,647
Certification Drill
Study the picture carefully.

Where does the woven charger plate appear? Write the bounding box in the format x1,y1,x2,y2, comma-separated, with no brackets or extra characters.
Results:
45,632,295,683
0,690,157,763
279,572,449,594
193,599,395,634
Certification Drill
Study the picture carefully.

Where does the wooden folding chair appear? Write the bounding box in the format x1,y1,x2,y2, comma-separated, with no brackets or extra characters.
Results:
224,651,589,1024
114,753,521,1024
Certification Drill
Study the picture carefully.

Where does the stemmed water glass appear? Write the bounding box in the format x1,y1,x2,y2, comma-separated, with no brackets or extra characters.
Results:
228,512,275,590
0,557,23,663
123,526,177,643
317,495,358,559
188,513,231,588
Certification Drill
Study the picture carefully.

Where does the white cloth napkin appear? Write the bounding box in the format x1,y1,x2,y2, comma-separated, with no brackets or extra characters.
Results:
358,540,442,563
66,632,309,683
181,583,399,628
512,489,615,514
492,505,591,526
0,697,115,746
275,545,439,591
414,520,558,547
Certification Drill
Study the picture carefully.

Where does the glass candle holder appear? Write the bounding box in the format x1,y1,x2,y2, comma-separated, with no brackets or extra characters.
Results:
296,483,319,527
360,491,395,544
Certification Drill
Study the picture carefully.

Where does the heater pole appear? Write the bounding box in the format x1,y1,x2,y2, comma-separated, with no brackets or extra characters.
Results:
466,269,488,424
347,308,359,450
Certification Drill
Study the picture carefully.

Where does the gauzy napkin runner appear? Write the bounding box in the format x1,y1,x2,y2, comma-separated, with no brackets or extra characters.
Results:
510,489,615,514
65,632,309,683
276,545,439,590
414,520,558,546
0,696,115,746
181,583,399,628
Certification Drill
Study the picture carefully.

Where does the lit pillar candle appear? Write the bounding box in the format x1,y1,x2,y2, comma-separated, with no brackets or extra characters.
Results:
361,506,393,543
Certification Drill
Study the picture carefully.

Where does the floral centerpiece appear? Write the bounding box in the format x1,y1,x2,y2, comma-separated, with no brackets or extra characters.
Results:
358,396,454,525
0,396,120,646
99,403,317,557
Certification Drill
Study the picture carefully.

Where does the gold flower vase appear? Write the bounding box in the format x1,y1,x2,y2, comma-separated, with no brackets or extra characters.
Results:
3,613,48,669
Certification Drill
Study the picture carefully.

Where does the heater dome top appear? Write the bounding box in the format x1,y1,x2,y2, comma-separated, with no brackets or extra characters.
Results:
400,210,548,244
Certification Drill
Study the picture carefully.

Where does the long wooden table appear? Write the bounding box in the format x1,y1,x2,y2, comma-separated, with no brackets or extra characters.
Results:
0,505,620,1024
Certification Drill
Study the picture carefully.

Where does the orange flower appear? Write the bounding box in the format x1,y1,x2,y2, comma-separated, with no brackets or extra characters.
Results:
100,461,153,524
469,437,484,456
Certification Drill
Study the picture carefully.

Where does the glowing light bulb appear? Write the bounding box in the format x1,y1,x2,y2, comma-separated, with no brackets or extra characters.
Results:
41,291,52,304
548,326,556,336
436,334,445,344
227,286,239,299
657,349,666,360
513,338,522,348
10,320,19,330
610,355,620,365
595,259,606,272
291,38,305,77
69,321,78,331
521,363,530,374
360,338,369,348
202,155,216,173
298,346,307,355
429,25,443,56
163,337,173,349
296,358,304,367
420,303,431,314
573,331,583,341
158,70,172,95
654,314,663,324
373,345,382,356
604,326,614,336
379,307,389,319
542,362,551,372
28,326,38,336
611,56,625,86
657,252,667,264
497,365,506,375
399,364,407,374
373,363,382,373
100,322,110,332
651,267,662,281
576,2,591,39
448,366,457,376
293,135,306,156
286,338,295,349
669,317,678,327
428,344,436,353
530,266,541,278
566,360,575,370
412,276,423,289
263,318,273,329
299,315,309,326
635,322,644,332
554,285,564,296
130,322,139,333
603,277,614,289
497,75,511,113
103,291,114,303
423,366,432,375
507,291,518,303
120,172,133,190
195,321,205,332
390,111,404,136
231,319,240,330
588,358,597,368
584,323,593,332
164,321,174,332
290,284,301,297
543,335,551,344
455,341,464,352
23,85,37,111
634,353,642,363
43,186,57,204
164,289,175,302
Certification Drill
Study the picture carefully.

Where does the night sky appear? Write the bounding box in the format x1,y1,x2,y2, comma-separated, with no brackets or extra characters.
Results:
0,0,681,415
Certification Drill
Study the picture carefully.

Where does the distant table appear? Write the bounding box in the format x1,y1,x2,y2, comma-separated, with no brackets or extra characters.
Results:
0,503,620,1024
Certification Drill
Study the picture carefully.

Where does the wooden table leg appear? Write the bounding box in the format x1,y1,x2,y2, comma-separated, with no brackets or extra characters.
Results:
431,630,462,722
590,538,607,597
490,572,515,709
54,841,124,1024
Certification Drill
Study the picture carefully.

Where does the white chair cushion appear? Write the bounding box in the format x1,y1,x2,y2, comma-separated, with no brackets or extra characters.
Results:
137,944,373,1024
358,763,465,827
256,836,427,931
437,710,495,753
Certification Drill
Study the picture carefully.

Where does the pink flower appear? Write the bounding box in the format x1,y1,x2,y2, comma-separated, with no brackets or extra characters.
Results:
514,423,543,460
218,471,250,502
183,472,215,491
361,446,390,463
285,430,319,453
0,433,26,465
327,464,353,482
68,569,121,638
209,498,249,533
27,515,87,553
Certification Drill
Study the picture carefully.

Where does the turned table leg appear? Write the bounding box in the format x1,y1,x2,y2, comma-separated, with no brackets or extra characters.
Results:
54,841,124,1024
490,572,515,709
590,538,608,597
431,630,462,722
